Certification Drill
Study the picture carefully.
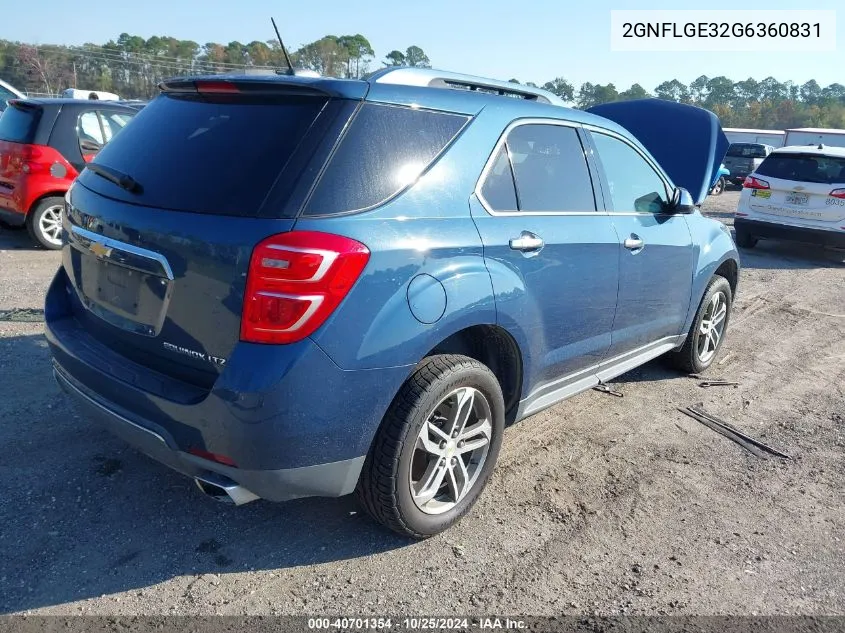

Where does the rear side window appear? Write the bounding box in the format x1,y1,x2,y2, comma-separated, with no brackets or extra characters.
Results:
82,94,330,217
756,153,845,184
479,123,596,213
727,143,767,158
100,111,134,142
78,111,105,145
0,103,42,143
303,104,468,217
508,125,595,212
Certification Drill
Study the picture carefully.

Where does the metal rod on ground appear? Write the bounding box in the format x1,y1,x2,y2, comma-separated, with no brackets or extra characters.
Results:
687,405,790,459
679,407,768,458
678,406,791,459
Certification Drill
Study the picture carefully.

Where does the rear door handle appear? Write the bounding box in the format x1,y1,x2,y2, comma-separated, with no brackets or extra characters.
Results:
624,236,644,251
509,232,544,252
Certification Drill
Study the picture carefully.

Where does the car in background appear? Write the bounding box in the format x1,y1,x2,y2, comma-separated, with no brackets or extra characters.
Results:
735,144,845,249
0,78,26,112
61,88,120,101
723,142,775,188
44,69,738,538
710,163,729,196
0,98,137,248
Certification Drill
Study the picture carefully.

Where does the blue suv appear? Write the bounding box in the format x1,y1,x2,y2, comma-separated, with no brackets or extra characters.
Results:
45,68,738,538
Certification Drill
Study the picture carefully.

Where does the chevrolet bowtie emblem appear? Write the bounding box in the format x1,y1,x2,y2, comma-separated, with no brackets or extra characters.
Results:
89,242,112,258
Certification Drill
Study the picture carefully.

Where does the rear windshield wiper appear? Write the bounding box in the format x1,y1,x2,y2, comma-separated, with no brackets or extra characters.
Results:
85,163,143,194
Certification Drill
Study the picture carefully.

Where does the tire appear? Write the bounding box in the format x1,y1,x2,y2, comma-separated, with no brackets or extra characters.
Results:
734,229,757,249
669,275,733,374
356,354,505,539
26,196,65,250
710,177,725,196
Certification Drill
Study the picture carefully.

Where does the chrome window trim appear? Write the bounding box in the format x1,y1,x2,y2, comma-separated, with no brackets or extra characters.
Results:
474,118,603,217
70,224,175,280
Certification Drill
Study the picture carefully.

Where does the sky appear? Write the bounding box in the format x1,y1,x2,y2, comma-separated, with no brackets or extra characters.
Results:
3,0,842,91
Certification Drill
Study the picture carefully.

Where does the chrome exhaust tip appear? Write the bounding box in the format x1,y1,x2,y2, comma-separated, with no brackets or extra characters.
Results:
194,473,259,506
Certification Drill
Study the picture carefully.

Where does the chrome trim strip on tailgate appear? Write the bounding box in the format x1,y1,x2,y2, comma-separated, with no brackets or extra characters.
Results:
69,224,175,280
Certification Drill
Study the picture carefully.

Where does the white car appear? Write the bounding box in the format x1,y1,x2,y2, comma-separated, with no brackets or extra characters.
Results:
0,79,25,111
734,144,845,250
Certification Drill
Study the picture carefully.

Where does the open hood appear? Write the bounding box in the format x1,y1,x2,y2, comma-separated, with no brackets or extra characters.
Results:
588,99,730,206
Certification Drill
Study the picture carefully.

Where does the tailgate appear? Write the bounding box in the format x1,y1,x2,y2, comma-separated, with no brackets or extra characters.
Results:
62,81,361,387
747,177,845,224
64,182,296,387
750,152,845,226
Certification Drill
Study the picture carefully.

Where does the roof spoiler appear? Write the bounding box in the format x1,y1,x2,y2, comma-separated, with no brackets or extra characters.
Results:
156,75,363,100
369,67,565,106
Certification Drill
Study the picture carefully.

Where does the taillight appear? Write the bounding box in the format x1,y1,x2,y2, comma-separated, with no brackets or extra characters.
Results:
743,176,770,189
830,188,845,199
13,144,73,177
241,231,370,344
194,80,240,94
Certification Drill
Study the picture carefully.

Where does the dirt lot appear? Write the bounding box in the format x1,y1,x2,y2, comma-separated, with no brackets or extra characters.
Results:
1,190,843,616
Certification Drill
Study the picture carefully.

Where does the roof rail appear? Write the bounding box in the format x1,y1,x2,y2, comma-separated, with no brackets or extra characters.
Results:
368,67,565,106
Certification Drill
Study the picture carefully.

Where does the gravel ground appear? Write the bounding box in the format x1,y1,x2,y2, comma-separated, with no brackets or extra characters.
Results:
1,190,843,616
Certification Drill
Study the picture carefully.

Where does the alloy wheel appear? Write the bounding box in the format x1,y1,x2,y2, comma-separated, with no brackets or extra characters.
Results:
697,291,728,364
38,205,63,247
409,387,493,515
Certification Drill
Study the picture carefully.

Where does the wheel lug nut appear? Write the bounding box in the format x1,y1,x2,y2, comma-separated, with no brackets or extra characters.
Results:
439,441,447,449
451,457,457,466
452,430,459,438
458,441,465,448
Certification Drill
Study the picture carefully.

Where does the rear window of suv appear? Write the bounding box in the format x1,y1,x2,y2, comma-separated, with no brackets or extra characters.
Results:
756,153,845,184
0,102,42,143
726,143,768,158
80,93,332,217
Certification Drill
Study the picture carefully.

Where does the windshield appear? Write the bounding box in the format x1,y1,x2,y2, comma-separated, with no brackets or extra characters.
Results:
756,153,845,184
727,143,768,158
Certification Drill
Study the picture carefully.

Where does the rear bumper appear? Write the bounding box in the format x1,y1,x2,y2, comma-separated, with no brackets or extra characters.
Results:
52,362,365,501
45,267,413,502
0,205,26,226
735,217,845,248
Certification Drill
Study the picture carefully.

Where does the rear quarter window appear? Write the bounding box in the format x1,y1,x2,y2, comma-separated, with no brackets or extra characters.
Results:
303,103,469,217
0,103,42,143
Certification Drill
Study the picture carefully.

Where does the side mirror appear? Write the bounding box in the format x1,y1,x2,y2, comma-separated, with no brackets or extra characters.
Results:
670,187,696,214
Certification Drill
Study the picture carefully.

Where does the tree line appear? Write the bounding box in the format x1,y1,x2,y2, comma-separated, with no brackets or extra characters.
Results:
0,34,430,99
2,32,844,130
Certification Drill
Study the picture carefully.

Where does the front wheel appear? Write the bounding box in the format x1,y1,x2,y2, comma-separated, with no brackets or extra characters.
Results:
26,196,64,250
669,275,733,374
356,355,505,538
